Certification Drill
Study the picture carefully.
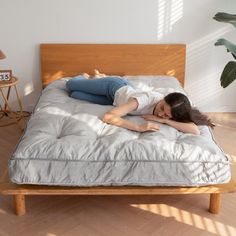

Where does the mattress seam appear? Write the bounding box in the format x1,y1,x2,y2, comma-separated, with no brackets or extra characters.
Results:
9,158,230,163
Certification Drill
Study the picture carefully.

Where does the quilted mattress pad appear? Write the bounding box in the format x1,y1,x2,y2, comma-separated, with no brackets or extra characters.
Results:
9,76,231,186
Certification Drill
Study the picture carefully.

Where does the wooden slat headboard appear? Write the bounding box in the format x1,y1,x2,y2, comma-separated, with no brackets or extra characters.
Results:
40,44,186,87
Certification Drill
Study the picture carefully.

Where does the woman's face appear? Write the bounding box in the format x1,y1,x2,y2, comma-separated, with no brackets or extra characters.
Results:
154,100,172,119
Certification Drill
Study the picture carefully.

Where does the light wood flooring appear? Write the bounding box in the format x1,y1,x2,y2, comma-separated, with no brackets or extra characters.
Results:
0,113,235,236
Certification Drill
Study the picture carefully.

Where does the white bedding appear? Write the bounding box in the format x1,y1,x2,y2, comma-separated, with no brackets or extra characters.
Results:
9,76,231,186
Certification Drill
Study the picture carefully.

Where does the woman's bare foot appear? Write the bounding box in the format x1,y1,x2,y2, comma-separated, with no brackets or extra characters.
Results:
94,69,106,78
82,73,90,79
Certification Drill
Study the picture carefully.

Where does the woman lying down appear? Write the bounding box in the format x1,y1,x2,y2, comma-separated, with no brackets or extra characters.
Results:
66,70,213,135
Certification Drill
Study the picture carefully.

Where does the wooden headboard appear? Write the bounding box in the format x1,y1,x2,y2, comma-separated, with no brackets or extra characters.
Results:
40,44,186,88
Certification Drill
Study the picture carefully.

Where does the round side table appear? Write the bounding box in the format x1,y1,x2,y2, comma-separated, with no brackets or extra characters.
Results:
0,76,24,130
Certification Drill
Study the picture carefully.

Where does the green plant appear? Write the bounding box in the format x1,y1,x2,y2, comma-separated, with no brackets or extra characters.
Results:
213,12,236,88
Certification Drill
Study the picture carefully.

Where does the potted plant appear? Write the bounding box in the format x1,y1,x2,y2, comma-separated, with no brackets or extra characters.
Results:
213,12,236,88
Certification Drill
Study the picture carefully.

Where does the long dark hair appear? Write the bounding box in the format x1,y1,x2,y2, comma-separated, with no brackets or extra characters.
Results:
164,92,214,128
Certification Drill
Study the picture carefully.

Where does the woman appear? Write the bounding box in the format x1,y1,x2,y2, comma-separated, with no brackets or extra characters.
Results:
66,73,213,135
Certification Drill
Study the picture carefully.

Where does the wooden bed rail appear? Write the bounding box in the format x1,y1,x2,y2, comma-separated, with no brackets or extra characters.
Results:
1,180,236,216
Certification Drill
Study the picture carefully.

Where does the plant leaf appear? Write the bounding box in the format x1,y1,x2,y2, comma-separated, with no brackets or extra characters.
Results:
215,38,236,57
220,61,236,88
232,53,236,60
213,12,236,27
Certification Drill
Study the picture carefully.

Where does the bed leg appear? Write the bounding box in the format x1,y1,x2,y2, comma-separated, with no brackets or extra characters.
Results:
209,193,221,214
13,195,26,216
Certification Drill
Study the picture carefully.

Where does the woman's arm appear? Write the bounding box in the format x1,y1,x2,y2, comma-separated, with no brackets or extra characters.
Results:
142,115,200,135
102,99,160,132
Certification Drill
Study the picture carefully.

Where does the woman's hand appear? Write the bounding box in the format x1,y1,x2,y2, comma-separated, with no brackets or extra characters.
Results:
141,115,167,124
102,100,161,133
138,122,160,132
141,115,200,135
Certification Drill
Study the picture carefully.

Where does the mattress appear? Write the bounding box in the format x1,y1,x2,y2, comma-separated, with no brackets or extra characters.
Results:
9,76,231,186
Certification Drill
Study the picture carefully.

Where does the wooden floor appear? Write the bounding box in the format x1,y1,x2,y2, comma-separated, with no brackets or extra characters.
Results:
0,113,235,236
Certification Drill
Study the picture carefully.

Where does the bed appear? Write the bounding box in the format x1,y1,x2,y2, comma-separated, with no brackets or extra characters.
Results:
1,44,236,216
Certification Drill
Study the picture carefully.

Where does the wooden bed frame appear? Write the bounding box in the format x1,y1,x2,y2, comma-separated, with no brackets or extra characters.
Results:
0,44,235,216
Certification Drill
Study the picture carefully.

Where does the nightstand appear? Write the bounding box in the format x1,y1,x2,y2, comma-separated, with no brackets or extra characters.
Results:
0,76,24,131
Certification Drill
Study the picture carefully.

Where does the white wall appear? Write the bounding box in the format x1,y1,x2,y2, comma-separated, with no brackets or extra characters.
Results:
1,0,236,111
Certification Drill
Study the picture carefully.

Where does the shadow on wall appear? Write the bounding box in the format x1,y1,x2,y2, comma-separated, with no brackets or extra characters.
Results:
19,45,42,111
185,26,233,110
156,0,183,40
155,0,235,111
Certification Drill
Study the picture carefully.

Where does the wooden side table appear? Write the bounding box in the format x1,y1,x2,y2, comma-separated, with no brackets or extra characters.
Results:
0,76,24,130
